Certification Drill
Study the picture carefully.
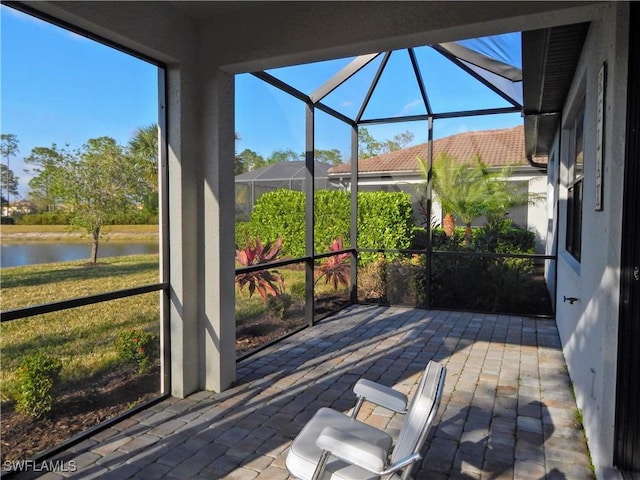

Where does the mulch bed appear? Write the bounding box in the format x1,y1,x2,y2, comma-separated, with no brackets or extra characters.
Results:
2,302,350,464
1,366,160,463
236,306,307,358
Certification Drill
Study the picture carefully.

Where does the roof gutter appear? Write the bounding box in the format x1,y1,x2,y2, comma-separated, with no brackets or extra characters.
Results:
526,154,549,171
522,23,590,159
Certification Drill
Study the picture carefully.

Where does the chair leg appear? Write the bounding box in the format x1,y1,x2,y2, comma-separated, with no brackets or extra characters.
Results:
311,450,330,480
351,397,365,418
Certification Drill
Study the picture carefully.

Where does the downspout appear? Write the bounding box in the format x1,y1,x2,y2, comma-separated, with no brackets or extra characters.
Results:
552,128,562,314
527,154,549,170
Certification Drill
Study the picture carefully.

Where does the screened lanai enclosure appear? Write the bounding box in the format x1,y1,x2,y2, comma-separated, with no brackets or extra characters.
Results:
235,32,558,357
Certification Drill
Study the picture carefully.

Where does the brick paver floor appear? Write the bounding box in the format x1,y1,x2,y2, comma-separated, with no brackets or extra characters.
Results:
16,305,594,479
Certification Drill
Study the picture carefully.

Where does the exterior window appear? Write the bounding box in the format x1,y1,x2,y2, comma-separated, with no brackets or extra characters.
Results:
566,102,585,261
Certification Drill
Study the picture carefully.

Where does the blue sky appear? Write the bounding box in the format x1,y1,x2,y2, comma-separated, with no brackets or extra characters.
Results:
1,5,158,196
236,35,523,159
2,4,522,198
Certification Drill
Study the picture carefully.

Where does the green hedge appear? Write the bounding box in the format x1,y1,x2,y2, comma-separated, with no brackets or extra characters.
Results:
314,189,351,252
356,191,414,263
18,211,158,226
430,222,535,253
238,189,414,259
17,212,73,225
244,189,306,257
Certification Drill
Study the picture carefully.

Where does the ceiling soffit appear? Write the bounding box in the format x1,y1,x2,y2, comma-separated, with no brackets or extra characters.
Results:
523,23,591,158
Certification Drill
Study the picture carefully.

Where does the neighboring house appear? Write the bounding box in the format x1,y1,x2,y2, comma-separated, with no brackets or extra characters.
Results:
235,161,333,220
1,200,34,217
328,126,549,251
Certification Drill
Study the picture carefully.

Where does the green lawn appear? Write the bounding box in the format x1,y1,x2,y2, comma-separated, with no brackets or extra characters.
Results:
0,255,161,401
1,254,160,309
1,253,351,401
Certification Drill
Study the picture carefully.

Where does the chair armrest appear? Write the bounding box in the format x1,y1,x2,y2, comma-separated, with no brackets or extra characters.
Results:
316,426,388,474
353,378,408,413
379,453,422,476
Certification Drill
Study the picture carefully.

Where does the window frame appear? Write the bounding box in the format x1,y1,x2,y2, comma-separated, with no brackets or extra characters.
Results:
565,101,585,261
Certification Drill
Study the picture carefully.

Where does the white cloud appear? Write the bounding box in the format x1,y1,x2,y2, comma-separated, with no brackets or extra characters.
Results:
399,99,423,116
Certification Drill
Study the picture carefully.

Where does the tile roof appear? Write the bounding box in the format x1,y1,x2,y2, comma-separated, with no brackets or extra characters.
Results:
328,125,542,175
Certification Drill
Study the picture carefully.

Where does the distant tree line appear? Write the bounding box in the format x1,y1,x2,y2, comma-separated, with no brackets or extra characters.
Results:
234,127,414,174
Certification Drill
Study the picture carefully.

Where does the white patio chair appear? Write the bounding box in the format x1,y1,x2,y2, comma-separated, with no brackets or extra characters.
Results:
286,361,446,480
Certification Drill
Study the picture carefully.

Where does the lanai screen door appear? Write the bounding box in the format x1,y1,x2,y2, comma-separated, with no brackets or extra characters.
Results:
615,1,640,472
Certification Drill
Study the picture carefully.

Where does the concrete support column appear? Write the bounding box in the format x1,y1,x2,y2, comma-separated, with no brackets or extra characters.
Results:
200,67,236,392
167,62,202,398
167,61,235,396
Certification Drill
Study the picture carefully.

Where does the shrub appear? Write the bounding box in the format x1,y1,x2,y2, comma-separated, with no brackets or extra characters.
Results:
385,255,426,306
246,190,306,257
243,189,414,262
17,212,72,225
289,281,306,299
115,329,158,375
266,293,293,320
235,221,253,248
108,210,158,225
482,259,537,312
236,237,285,302
17,210,158,225
314,190,351,252
430,253,491,310
357,191,415,258
357,255,426,306
432,222,535,254
431,227,467,250
315,237,351,290
14,353,63,419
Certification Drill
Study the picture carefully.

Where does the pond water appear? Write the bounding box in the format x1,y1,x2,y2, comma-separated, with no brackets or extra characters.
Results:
1,242,159,268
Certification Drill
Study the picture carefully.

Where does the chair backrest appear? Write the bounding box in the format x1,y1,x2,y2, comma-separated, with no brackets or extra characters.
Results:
391,361,446,465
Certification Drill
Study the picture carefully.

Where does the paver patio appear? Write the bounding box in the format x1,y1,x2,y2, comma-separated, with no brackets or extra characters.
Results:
17,305,594,479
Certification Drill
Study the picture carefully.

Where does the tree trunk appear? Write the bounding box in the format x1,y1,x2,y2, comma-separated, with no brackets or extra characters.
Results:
90,227,100,264
443,213,456,238
464,224,473,246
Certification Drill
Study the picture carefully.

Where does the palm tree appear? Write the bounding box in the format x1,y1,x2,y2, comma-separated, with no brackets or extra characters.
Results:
128,124,159,213
419,154,533,245
481,165,535,228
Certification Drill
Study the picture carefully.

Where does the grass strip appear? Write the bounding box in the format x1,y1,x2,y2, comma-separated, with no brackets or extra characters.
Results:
1,224,158,242
1,255,160,401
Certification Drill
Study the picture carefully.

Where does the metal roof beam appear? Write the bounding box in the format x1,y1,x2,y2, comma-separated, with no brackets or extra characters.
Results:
437,41,522,81
356,51,391,123
315,101,357,127
408,47,433,116
432,106,520,119
310,53,380,103
251,71,311,104
432,44,522,108
357,106,520,126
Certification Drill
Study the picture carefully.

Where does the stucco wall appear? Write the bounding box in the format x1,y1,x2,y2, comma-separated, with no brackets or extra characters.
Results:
553,2,629,475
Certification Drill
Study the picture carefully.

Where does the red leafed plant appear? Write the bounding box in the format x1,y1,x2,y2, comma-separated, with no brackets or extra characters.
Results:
236,237,285,302
315,237,351,290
